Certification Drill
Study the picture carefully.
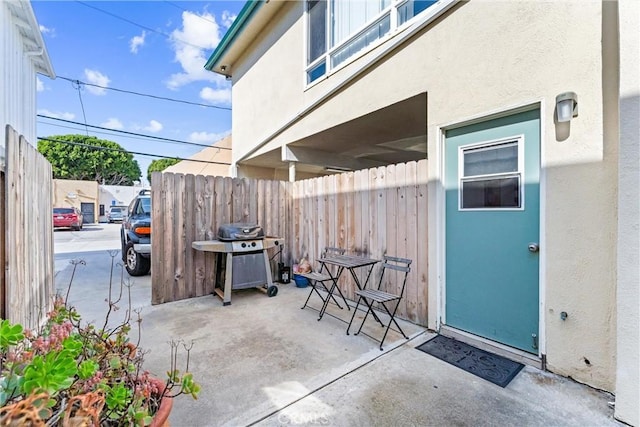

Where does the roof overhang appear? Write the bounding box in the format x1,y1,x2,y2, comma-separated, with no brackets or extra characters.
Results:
204,0,286,77
5,0,55,78
239,93,428,175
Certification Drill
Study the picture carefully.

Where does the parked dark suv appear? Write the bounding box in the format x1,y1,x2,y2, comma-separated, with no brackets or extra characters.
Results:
121,189,151,276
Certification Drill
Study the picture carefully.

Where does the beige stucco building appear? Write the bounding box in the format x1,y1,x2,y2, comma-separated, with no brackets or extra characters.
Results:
205,0,639,424
54,180,149,223
53,179,99,223
164,135,234,177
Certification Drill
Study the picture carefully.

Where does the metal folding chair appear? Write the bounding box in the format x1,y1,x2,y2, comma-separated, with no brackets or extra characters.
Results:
347,255,412,350
300,247,350,320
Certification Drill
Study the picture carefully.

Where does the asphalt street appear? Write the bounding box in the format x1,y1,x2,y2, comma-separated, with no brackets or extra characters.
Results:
53,222,153,322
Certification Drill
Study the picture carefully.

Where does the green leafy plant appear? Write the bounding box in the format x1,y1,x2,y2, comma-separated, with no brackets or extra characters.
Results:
0,252,199,425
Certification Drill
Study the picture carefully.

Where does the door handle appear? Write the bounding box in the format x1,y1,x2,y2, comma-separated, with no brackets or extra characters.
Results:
528,243,539,253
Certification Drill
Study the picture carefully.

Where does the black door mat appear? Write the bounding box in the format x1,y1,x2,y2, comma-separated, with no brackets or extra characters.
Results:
416,335,524,388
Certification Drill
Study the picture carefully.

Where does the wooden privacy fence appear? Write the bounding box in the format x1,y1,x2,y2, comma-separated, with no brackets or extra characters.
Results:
150,172,291,304
290,160,428,325
2,125,55,328
151,159,428,326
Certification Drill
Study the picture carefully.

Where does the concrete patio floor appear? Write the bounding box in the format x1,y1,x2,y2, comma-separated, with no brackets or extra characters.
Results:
56,249,621,427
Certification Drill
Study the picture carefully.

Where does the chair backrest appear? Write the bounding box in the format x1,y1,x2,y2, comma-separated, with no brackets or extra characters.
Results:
323,246,346,257
376,255,412,297
318,247,346,274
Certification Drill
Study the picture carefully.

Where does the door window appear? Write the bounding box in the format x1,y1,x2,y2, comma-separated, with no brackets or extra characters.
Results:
459,138,523,210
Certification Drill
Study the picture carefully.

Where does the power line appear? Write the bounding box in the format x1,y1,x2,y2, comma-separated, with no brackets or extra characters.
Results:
163,1,220,27
55,75,231,111
71,80,89,136
38,114,232,151
37,136,231,166
38,121,176,144
75,1,212,51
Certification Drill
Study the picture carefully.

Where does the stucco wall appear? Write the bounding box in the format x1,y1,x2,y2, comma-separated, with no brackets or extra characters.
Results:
615,0,639,424
230,1,617,391
164,135,233,177
53,179,99,219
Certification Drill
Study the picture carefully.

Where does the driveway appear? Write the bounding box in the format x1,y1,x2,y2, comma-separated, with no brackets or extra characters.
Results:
54,227,620,427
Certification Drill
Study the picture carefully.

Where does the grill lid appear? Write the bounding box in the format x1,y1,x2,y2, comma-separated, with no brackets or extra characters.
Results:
217,223,264,241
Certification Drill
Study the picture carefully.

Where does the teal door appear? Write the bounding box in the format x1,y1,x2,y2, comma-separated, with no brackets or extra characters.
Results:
445,109,540,353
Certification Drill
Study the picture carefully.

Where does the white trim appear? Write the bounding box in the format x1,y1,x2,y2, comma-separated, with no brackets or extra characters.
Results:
303,0,329,87
440,325,542,368
436,127,446,329
538,100,547,358
437,101,544,359
456,135,525,211
439,101,541,130
302,1,309,89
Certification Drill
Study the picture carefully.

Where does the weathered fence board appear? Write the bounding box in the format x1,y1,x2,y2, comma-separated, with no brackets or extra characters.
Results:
290,160,428,324
151,172,291,304
150,159,428,325
3,126,54,328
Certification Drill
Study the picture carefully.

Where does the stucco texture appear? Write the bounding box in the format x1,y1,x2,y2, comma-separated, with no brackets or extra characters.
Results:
164,135,233,177
53,179,98,214
228,0,618,392
615,0,640,424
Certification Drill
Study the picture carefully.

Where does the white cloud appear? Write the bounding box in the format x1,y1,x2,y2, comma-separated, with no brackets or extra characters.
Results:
37,109,75,120
166,10,226,89
189,131,228,144
221,11,236,28
84,69,110,95
130,31,146,54
199,86,231,105
101,118,124,130
39,25,55,37
36,77,44,92
143,120,163,133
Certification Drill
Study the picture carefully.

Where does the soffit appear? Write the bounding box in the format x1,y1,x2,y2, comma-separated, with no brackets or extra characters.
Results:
240,94,427,175
207,0,287,76
5,0,55,78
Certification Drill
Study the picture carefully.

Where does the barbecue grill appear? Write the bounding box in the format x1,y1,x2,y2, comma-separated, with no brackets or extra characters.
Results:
192,223,282,306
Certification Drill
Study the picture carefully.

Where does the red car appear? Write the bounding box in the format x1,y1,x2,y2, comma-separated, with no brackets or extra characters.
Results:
53,207,83,231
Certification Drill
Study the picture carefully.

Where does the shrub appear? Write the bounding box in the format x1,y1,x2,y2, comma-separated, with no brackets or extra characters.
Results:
0,253,199,425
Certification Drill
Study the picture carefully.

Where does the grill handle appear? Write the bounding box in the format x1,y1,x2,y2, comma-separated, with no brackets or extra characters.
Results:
231,230,261,239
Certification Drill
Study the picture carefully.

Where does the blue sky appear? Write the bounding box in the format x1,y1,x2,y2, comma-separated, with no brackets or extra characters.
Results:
32,1,245,185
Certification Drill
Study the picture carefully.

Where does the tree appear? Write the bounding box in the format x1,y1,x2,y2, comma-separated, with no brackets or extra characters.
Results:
38,135,141,185
147,158,180,184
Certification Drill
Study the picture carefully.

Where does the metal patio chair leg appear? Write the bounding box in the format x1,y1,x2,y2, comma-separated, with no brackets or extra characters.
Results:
346,295,364,335
300,279,329,310
348,255,412,350
300,272,342,320
299,247,348,320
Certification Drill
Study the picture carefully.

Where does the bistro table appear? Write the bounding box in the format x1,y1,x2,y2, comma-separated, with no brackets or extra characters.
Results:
316,253,382,327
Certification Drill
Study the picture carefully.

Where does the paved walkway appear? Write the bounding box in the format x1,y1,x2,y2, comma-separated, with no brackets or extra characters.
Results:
57,249,621,427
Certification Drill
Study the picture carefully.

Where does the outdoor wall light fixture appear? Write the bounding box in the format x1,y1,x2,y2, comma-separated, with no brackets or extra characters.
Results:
555,92,578,122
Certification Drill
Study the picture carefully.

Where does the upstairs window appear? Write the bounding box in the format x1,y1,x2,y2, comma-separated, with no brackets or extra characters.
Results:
398,1,438,26
331,0,389,47
307,0,327,63
306,0,440,84
307,0,327,84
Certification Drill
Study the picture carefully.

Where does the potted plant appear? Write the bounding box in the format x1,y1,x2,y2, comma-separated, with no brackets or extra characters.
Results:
0,254,199,425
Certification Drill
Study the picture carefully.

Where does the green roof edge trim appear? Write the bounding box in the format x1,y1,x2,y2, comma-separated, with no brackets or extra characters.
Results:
204,0,263,72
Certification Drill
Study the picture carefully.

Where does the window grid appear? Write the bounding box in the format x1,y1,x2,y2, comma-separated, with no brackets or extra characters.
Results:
306,0,438,84
457,137,525,211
